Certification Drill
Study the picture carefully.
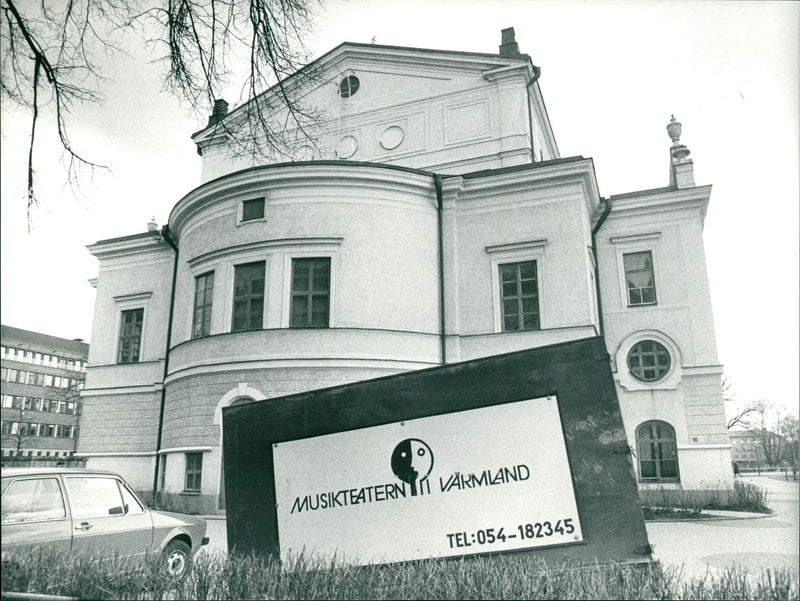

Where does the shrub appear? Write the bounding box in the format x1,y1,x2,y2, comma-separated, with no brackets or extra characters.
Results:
641,481,770,519
134,489,200,515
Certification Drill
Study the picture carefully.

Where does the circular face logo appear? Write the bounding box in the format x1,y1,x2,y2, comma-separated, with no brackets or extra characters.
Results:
391,438,434,496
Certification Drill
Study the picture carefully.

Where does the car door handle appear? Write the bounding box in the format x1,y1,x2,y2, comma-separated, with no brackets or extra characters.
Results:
74,522,93,531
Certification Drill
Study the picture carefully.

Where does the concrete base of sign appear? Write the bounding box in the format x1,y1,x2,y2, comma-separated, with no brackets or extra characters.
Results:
223,336,652,566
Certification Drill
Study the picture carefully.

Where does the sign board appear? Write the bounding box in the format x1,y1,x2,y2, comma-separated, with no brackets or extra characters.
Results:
274,396,581,565
223,336,653,565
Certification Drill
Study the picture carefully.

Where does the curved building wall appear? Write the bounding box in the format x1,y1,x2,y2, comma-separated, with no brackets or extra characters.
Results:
154,163,444,511
169,163,441,344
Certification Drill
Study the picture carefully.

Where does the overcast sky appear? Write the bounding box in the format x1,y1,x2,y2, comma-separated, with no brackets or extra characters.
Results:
1,0,797,414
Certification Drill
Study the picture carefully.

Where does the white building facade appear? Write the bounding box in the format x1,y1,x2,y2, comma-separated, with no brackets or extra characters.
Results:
79,30,731,513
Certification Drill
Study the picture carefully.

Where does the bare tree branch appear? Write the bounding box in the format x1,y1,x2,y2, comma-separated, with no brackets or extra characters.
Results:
1,0,324,229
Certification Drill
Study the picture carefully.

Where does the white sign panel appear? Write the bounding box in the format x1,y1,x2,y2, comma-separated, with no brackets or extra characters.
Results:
273,396,582,565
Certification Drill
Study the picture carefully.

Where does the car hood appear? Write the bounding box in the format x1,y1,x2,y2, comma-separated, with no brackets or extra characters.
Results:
150,509,207,530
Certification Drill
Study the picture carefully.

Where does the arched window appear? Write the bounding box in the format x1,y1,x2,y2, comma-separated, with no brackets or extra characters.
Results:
636,421,679,482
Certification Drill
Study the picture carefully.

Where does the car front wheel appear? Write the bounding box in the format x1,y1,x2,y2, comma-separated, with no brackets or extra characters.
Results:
163,540,192,579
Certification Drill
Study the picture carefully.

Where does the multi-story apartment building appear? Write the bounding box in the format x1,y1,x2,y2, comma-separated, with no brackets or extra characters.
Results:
1,325,88,463
79,29,731,513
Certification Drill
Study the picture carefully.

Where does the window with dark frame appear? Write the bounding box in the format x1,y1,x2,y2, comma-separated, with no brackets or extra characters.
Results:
185,452,203,492
623,251,656,306
290,258,330,328
241,197,265,222
339,75,360,98
636,421,679,482
499,261,540,332
231,262,265,332
117,308,144,363
627,340,671,381
192,272,215,339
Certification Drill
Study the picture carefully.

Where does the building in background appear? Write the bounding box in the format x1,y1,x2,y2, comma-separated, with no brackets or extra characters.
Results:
1,325,88,465
80,29,731,513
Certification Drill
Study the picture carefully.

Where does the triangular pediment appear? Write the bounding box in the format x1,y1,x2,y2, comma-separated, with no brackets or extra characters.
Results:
192,40,558,179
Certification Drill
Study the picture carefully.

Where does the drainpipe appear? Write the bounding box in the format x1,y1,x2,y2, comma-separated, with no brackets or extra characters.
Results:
434,174,446,365
525,65,542,162
591,198,612,337
152,225,179,502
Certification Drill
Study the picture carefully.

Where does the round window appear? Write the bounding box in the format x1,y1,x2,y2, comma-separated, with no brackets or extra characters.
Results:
627,340,671,381
339,75,360,98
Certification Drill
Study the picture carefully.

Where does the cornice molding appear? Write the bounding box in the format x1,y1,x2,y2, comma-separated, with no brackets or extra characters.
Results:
87,235,172,261
169,162,436,235
187,237,343,268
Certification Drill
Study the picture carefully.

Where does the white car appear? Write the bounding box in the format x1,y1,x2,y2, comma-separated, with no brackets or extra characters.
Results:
1,468,208,578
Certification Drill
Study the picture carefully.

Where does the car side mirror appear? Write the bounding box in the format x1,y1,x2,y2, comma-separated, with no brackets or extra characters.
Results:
108,506,124,515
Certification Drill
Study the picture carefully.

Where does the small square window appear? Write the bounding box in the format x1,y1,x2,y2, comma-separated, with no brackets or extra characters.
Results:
241,198,265,222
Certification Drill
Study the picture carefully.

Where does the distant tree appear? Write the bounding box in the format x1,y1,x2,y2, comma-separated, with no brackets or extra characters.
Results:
1,0,321,230
742,400,794,467
778,414,799,465
727,401,760,430
722,374,761,430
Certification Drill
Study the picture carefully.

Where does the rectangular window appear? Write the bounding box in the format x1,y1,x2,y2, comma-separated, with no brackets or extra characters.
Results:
290,258,331,328
1,478,66,523
27,371,45,386
185,453,203,492
241,197,265,222
232,262,265,332
192,271,215,339
65,477,125,519
118,308,144,363
499,261,540,332
623,251,656,306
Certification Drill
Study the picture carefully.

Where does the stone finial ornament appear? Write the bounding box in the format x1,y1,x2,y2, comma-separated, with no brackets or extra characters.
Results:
667,115,690,161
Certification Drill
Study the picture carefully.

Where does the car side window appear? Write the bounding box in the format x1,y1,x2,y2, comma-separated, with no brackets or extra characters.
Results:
1,478,67,524
65,477,125,519
119,482,144,514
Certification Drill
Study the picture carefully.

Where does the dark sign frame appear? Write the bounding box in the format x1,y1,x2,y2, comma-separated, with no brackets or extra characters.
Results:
223,336,652,564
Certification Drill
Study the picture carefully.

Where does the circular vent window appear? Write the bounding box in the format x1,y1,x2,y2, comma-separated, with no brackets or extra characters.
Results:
339,75,360,98
627,340,671,382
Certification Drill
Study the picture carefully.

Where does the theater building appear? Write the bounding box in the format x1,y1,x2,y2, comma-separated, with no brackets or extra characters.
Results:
79,29,731,513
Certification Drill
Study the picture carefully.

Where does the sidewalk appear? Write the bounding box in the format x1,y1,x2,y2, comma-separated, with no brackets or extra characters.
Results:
645,475,799,580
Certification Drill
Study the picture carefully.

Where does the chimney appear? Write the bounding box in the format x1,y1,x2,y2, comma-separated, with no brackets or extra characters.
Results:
499,27,521,57
666,115,695,189
147,217,158,232
207,99,229,127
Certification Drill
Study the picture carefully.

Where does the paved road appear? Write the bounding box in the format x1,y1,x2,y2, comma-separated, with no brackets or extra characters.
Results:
646,475,799,580
199,474,799,581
